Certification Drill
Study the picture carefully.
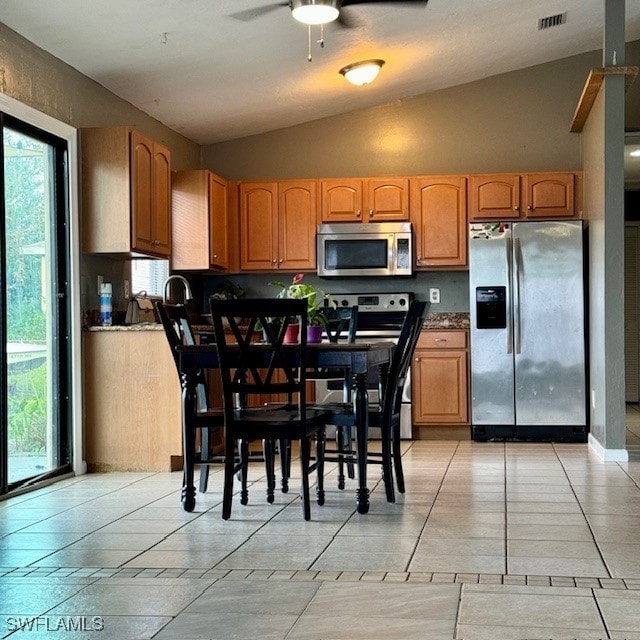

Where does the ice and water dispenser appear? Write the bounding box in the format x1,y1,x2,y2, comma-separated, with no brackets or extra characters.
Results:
475,286,507,329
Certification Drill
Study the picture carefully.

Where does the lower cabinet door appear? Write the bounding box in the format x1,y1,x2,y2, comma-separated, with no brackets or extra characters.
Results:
412,348,468,424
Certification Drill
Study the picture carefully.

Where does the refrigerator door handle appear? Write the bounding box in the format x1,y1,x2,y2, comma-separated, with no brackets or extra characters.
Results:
505,236,513,354
513,237,522,354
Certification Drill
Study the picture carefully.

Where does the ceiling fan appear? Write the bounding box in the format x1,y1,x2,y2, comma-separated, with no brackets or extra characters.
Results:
230,1,429,28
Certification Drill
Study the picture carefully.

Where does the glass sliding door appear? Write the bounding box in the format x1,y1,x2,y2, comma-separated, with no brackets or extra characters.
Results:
1,114,71,493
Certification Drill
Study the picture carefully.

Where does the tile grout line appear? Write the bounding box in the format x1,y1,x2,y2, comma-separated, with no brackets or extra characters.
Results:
0,566,638,589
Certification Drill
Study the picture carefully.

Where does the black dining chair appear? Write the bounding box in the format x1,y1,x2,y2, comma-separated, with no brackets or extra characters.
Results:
307,305,359,490
156,301,280,504
319,299,429,503
156,301,224,495
209,297,329,521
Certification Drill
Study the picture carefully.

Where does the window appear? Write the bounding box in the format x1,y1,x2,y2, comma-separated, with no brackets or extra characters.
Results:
131,259,169,298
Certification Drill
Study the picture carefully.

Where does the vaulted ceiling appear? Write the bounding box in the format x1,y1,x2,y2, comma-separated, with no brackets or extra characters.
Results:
1,0,639,145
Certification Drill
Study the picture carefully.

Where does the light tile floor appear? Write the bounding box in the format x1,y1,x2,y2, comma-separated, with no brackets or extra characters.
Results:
4,416,640,638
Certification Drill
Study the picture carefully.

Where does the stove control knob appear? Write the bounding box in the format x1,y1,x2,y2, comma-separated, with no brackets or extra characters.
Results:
399,298,407,306
389,300,395,305
340,299,349,306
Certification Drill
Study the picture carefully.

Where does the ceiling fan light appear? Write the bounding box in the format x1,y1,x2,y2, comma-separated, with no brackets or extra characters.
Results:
291,0,340,25
339,59,385,86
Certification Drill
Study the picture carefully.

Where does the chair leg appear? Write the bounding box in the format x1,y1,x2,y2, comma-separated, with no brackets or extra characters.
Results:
264,439,276,504
300,437,312,521
392,421,405,494
381,422,395,503
279,438,289,493
240,439,250,506
335,426,346,490
344,426,355,479
316,430,326,506
222,435,236,520
198,427,211,493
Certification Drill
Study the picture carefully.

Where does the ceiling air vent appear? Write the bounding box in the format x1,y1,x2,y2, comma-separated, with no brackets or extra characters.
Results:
538,12,567,30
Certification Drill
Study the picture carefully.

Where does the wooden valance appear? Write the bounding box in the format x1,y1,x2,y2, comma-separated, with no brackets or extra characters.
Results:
570,66,639,133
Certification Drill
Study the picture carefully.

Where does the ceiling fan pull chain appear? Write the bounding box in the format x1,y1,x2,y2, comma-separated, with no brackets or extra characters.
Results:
318,24,325,48
307,24,312,61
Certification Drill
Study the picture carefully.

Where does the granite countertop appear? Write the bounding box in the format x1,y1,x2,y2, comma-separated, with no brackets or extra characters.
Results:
423,312,470,330
86,323,164,331
85,313,470,332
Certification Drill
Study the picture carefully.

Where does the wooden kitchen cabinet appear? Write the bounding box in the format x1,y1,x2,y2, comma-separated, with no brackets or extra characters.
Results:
321,178,409,223
82,127,171,257
172,169,229,271
412,330,469,426
469,172,578,220
239,180,317,271
411,176,467,268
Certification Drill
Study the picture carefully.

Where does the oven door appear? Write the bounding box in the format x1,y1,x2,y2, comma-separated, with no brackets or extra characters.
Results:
314,334,412,439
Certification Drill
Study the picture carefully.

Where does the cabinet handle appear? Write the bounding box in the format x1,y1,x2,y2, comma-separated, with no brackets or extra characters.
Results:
272,259,277,264
278,259,284,264
434,338,448,343
369,209,373,217
356,210,361,218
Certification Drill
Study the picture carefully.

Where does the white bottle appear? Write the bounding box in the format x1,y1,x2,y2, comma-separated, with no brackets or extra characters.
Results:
100,282,112,326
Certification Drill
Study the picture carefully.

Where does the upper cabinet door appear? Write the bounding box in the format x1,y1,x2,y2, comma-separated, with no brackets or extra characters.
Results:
411,176,467,268
131,131,171,257
209,173,229,270
240,182,278,270
131,131,154,254
523,173,575,218
321,179,363,222
366,178,410,222
469,174,521,220
152,143,171,256
278,180,317,270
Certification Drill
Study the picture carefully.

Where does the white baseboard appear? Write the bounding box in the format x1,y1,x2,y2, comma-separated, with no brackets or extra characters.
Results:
588,434,629,462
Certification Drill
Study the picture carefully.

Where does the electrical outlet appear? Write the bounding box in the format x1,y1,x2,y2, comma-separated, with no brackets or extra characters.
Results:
429,288,440,304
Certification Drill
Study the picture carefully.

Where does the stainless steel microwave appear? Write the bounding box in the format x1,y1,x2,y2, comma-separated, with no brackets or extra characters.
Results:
317,222,413,277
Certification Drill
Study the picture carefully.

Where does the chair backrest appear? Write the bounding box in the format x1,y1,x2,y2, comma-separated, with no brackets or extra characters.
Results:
209,298,309,414
323,306,358,343
156,301,209,411
381,300,429,420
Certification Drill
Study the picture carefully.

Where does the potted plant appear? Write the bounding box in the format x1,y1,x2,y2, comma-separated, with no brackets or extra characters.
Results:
269,274,336,343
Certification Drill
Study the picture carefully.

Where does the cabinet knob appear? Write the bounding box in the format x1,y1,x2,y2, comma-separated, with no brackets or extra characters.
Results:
272,259,277,264
278,259,284,264
356,210,361,218
369,209,373,217
527,205,532,210
513,206,519,211
212,254,217,258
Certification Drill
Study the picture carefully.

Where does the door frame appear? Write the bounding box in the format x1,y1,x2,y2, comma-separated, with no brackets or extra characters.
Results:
0,93,84,485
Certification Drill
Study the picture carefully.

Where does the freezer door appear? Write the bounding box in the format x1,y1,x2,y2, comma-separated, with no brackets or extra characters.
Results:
469,223,515,425
512,221,586,426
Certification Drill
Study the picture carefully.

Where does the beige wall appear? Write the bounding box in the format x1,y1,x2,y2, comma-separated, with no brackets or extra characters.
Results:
202,49,607,180
0,22,200,169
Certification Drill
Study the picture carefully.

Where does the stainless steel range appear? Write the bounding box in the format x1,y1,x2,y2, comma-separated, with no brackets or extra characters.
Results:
317,292,414,439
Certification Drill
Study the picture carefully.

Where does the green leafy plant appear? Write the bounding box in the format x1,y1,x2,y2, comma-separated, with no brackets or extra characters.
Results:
211,280,245,300
269,274,336,326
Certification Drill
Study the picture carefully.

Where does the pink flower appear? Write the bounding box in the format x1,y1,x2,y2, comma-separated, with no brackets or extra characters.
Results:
292,273,304,285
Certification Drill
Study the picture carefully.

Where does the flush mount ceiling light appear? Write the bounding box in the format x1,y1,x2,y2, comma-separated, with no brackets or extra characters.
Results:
339,59,385,86
291,0,340,25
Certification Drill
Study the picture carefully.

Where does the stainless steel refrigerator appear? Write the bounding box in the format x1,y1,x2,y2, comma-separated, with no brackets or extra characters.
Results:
468,220,587,442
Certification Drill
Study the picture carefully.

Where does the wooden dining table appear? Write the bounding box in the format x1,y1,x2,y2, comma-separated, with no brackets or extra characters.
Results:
175,340,395,515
